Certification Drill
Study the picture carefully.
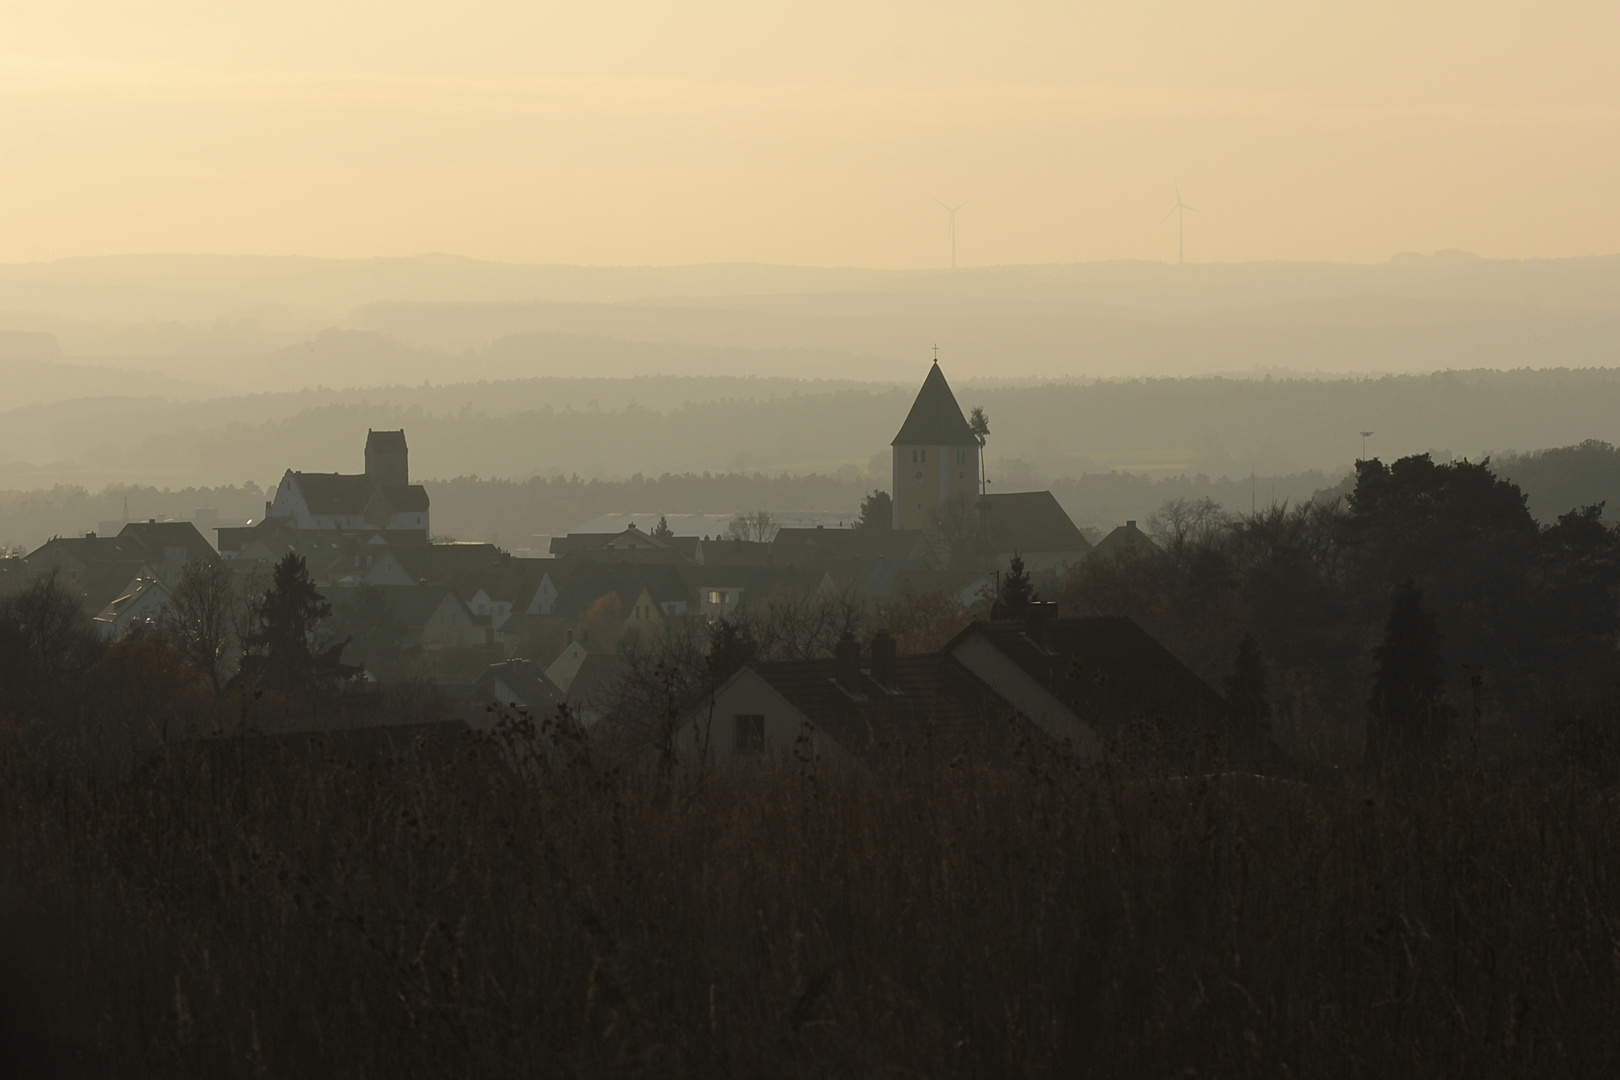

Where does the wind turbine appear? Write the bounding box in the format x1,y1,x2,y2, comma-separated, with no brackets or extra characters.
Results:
1163,183,1196,265
936,198,970,269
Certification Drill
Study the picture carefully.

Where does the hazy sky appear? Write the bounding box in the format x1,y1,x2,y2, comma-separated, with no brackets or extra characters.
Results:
5,2,1617,267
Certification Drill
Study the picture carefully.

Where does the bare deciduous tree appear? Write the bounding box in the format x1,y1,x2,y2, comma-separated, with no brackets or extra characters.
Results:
161,559,240,692
726,510,779,543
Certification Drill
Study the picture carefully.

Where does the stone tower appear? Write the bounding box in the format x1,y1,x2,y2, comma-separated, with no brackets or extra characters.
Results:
891,362,980,529
364,429,409,489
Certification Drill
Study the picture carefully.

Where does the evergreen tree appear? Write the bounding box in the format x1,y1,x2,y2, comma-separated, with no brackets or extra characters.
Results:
239,553,358,696
652,515,675,541
1367,578,1454,760
1224,632,1272,738
857,490,893,532
996,553,1036,619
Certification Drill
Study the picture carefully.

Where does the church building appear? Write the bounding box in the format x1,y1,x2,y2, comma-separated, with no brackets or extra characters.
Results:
891,362,981,530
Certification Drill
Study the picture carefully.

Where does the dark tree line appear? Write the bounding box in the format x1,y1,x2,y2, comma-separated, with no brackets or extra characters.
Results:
1064,453,1620,748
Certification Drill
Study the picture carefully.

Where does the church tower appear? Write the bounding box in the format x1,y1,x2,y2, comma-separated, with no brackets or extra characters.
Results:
365,429,410,489
891,362,980,529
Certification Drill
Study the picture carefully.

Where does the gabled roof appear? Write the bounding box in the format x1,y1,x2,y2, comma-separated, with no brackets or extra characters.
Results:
1091,521,1161,560
980,492,1091,554
362,584,470,631
290,472,429,516
892,363,977,447
472,659,562,711
552,562,694,620
81,562,162,616
945,616,1226,727
92,574,169,628
772,527,927,565
744,653,1019,760
26,534,145,565
118,520,217,563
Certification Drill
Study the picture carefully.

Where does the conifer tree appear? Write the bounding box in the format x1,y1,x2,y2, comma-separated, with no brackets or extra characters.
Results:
1224,632,1272,738
1367,578,1453,760
997,552,1036,619
239,553,357,696
652,516,675,541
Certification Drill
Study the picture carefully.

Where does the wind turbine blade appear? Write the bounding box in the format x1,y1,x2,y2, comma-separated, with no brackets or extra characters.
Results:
1163,206,1179,221
1182,204,1198,212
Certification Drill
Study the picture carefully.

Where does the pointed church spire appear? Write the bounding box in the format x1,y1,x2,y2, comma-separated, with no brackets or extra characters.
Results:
892,362,976,447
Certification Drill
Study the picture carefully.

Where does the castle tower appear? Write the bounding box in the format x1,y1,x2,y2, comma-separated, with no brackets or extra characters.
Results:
365,429,409,489
891,362,980,529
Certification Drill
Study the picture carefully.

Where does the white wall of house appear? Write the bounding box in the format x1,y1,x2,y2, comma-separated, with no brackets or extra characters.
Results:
93,578,171,640
672,669,854,771
421,595,481,649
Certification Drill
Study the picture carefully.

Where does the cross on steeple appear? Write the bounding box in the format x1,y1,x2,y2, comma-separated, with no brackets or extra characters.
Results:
932,343,939,363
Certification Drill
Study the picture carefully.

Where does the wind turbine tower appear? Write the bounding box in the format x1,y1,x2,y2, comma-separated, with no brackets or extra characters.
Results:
1163,183,1197,265
937,198,970,269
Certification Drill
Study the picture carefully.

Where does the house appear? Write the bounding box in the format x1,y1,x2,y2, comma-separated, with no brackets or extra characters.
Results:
891,361,981,530
262,429,430,535
863,566,992,609
563,652,629,727
24,519,215,590
687,566,834,621
471,659,564,714
90,573,172,639
770,526,929,568
670,631,1022,770
363,584,484,650
550,562,694,624
977,491,1092,576
114,520,218,585
545,637,613,693
942,614,1229,756
1090,520,1161,561
549,523,697,565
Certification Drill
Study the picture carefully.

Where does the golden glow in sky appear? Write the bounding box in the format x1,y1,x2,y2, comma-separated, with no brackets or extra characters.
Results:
4,1,1617,265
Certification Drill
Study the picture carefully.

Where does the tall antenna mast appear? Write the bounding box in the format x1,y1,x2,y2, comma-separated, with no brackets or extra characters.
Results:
1163,183,1197,265
936,199,970,269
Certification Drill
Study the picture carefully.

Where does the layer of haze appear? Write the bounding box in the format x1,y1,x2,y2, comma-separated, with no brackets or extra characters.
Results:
5,1,1619,266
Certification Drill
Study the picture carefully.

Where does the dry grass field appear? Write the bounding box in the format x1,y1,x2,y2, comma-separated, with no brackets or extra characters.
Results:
0,714,1616,1079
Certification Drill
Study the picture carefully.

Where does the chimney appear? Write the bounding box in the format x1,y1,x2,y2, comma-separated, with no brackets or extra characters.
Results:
870,629,897,686
834,631,862,687
1126,519,1136,529
265,500,273,519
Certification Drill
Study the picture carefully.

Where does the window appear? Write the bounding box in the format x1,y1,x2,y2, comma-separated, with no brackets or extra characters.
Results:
707,590,725,605
734,714,765,753
914,470,925,481
910,449,926,464
957,449,967,463
959,470,966,481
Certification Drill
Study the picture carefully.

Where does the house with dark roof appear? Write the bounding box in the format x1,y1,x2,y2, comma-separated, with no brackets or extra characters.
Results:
549,523,697,564
471,659,564,714
670,631,1024,770
978,491,1092,576
364,584,483,649
669,613,1239,771
770,526,929,569
1090,520,1162,561
891,362,982,530
943,614,1229,756
262,430,430,536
